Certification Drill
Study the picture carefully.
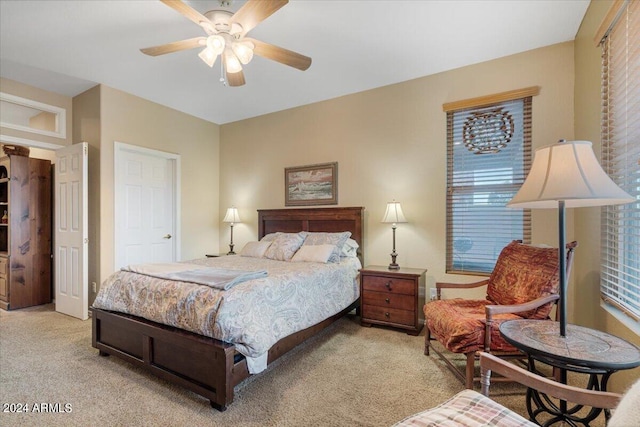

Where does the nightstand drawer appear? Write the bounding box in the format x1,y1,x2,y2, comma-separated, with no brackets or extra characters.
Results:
362,291,415,311
361,275,415,295
362,305,414,326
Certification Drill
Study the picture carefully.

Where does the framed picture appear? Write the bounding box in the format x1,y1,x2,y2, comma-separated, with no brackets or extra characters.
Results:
285,162,338,206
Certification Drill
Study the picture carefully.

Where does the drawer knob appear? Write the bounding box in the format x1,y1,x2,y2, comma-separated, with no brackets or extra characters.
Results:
385,281,392,291
385,312,390,318
385,298,390,304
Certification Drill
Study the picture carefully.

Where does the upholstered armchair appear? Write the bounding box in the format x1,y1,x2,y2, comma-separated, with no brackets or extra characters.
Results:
424,240,577,389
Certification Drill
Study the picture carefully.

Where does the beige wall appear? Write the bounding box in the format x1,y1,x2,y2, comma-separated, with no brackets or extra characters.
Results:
573,0,640,391
72,85,101,301
221,42,575,296
97,85,221,286
0,77,72,148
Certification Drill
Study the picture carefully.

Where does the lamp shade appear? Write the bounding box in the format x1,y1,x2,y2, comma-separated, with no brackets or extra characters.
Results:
381,201,407,224
507,140,634,209
223,207,241,224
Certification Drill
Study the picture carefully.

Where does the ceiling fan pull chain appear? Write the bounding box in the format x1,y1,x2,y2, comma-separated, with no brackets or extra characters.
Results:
220,58,227,86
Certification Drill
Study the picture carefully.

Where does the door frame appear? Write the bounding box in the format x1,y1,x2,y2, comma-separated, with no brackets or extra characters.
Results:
114,141,181,269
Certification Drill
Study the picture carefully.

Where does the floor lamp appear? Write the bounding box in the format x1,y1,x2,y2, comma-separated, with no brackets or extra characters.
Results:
223,207,241,255
507,140,633,337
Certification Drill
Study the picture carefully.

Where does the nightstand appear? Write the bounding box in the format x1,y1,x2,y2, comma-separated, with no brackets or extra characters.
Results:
360,265,427,335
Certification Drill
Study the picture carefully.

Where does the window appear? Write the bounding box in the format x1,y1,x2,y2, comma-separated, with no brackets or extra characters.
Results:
599,0,640,321
445,88,538,274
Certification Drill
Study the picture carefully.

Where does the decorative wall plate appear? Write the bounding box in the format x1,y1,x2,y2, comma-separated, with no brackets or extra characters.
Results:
462,107,514,154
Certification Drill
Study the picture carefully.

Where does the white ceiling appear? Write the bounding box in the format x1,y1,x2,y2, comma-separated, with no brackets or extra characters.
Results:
0,0,590,125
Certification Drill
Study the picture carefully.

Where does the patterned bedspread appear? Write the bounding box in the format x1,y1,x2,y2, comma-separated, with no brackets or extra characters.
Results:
92,256,361,373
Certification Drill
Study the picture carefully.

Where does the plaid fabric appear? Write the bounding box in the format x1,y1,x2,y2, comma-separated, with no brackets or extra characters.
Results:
424,299,521,353
393,389,535,427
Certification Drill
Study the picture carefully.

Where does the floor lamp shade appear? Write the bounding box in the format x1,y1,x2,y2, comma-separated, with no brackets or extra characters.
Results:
507,140,633,336
508,140,633,208
382,201,408,270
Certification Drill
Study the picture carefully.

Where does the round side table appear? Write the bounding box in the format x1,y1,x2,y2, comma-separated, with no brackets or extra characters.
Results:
500,319,640,426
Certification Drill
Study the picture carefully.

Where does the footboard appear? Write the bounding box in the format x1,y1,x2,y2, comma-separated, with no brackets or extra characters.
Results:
91,308,239,411
92,299,359,411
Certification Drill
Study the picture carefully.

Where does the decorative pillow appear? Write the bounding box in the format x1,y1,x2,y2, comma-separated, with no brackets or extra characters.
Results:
240,241,272,258
263,233,305,261
260,232,282,242
303,231,351,263
291,244,335,263
486,240,560,319
341,238,359,258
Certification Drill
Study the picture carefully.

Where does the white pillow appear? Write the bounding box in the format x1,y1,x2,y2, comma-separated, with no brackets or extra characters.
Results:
291,244,336,263
240,241,272,258
302,231,352,263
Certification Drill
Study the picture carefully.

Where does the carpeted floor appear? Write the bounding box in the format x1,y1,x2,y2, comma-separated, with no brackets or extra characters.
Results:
0,304,592,426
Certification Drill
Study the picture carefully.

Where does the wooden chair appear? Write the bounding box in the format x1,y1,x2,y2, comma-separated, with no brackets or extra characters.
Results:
394,352,624,427
424,240,578,389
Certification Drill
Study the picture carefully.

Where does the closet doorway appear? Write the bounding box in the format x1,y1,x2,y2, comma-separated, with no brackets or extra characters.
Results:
114,142,180,270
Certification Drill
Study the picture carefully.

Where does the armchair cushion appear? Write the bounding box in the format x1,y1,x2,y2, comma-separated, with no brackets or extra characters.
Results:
424,299,521,354
486,241,559,320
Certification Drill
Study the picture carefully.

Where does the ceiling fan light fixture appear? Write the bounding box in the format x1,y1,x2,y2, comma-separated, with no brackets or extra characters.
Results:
224,49,243,73
232,40,254,65
230,22,244,35
206,35,225,55
198,47,218,67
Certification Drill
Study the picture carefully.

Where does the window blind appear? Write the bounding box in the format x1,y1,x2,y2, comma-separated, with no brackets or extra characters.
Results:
600,0,640,320
446,97,532,275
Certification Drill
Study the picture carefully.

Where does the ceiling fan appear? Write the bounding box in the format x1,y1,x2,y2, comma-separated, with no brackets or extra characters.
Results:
140,0,312,87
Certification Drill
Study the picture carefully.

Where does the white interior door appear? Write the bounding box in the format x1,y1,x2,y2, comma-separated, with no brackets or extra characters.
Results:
114,142,179,270
55,142,88,320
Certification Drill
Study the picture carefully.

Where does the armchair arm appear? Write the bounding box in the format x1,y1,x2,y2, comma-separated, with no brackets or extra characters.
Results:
485,294,559,317
483,294,559,351
435,279,489,300
479,352,621,409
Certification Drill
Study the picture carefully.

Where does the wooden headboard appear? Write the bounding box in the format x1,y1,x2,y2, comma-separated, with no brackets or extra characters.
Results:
257,207,364,264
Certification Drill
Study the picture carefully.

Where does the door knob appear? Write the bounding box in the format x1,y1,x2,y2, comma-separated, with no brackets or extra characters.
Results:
163,234,172,239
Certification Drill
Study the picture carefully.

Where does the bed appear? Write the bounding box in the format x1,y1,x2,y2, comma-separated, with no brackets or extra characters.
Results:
91,206,364,411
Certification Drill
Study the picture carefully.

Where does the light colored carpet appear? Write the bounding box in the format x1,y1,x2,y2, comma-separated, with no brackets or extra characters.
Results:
0,304,592,426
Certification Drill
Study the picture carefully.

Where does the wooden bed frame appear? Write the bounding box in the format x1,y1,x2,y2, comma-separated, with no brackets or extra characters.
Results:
92,206,364,411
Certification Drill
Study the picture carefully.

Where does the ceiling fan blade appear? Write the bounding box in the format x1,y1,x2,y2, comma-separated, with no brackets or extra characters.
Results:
232,0,288,36
246,38,311,71
161,0,212,31
140,37,206,56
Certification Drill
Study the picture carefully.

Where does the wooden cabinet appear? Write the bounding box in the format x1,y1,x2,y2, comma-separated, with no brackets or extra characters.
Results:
0,155,52,311
360,265,427,335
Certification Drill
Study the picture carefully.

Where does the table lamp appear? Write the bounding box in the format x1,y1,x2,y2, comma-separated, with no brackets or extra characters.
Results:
223,207,241,255
507,140,633,336
382,200,407,270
